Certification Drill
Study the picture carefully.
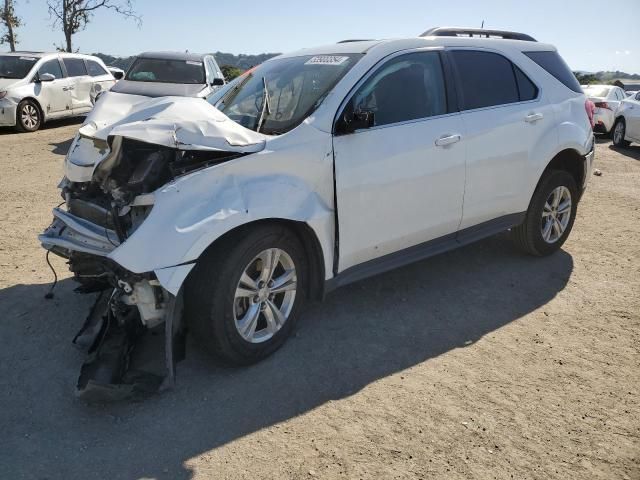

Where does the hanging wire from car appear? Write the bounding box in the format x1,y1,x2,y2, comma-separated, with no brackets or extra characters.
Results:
44,250,58,300
44,200,66,300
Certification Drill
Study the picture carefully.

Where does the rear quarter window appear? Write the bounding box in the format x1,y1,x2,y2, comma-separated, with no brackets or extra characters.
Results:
86,60,108,77
524,51,581,93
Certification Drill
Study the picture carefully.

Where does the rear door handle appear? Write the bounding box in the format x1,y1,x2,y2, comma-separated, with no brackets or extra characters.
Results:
525,113,544,123
435,134,462,147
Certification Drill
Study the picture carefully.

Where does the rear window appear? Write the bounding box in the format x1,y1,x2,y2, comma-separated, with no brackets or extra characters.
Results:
86,60,108,77
63,58,87,77
524,51,581,93
126,58,206,84
450,50,520,110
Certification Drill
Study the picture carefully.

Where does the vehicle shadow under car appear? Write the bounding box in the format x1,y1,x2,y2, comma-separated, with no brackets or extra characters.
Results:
0,233,573,480
0,116,83,136
609,143,640,161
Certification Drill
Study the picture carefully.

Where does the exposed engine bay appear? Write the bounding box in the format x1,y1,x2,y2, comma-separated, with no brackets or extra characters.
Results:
39,94,263,401
38,92,335,401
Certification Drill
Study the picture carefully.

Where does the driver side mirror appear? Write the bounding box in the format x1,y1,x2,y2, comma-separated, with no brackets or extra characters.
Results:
339,108,375,134
211,78,225,86
38,73,56,83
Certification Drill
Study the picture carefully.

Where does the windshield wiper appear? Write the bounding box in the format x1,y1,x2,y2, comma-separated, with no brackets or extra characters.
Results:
256,76,271,133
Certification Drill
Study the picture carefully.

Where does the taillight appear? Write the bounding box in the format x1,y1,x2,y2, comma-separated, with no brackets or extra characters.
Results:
594,102,611,110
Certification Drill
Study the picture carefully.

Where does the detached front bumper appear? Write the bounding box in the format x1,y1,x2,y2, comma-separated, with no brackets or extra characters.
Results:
39,204,188,401
0,99,17,127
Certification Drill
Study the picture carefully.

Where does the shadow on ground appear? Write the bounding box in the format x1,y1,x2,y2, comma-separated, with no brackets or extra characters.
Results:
609,143,640,161
0,117,83,136
0,234,573,480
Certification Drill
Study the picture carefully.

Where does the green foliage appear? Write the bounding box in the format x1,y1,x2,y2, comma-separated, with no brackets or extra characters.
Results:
574,72,599,85
221,65,243,81
0,0,22,51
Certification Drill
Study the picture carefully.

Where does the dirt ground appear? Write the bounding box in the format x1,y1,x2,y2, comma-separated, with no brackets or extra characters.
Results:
0,119,638,480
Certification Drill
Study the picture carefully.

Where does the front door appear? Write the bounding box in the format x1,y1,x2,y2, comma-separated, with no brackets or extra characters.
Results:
35,58,72,116
333,50,466,272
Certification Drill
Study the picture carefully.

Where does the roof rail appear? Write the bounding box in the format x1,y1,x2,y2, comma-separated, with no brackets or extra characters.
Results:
421,27,536,42
337,39,375,43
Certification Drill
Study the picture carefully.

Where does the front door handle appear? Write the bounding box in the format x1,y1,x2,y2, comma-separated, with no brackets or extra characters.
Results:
525,112,544,123
435,134,462,147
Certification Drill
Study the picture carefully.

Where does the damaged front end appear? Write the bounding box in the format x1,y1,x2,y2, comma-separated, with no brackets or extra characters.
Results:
40,123,257,401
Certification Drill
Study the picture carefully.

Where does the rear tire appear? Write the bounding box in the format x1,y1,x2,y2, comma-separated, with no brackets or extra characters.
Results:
612,118,631,147
15,99,42,132
511,170,578,256
185,224,307,366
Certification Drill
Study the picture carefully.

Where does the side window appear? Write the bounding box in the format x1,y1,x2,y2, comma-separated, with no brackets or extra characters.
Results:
63,58,88,77
86,60,108,77
38,59,63,80
636,92,640,101
514,66,539,101
350,51,447,127
450,50,520,110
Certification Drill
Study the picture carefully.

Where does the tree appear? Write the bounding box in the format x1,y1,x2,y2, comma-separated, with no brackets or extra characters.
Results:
0,0,21,52
47,0,140,52
221,65,244,81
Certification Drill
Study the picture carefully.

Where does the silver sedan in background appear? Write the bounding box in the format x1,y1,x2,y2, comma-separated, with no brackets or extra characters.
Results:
0,52,115,132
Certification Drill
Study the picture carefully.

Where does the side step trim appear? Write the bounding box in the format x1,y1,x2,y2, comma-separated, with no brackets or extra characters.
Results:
325,212,525,292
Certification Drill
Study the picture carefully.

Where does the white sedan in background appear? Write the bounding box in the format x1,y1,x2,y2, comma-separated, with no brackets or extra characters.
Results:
613,91,640,147
0,52,115,132
582,84,627,135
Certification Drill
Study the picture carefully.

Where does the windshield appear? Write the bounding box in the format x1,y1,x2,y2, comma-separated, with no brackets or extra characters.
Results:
0,55,38,79
125,58,205,84
583,85,611,98
211,54,363,135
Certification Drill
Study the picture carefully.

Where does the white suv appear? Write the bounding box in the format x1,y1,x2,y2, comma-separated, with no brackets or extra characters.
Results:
40,28,594,398
0,52,115,132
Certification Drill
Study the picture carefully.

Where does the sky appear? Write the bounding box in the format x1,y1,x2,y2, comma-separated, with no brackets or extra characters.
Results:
7,0,640,74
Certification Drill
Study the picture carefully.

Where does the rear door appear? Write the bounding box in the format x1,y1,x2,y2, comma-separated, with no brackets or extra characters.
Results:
333,49,466,271
62,57,93,114
35,58,72,116
448,48,554,229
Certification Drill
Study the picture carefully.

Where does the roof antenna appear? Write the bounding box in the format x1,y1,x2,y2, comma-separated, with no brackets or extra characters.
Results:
481,20,485,28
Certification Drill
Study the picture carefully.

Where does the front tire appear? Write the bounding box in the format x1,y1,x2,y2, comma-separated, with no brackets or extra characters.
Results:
15,99,42,132
185,224,307,366
511,170,578,256
612,118,631,147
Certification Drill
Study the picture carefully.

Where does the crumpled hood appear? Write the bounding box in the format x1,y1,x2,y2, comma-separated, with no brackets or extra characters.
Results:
78,91,267,153
110,79,208,98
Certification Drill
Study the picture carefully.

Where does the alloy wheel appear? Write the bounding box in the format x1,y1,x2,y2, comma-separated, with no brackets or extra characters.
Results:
233,248,297,344
21,104,39,130
541,186,572,244
614,121,625,145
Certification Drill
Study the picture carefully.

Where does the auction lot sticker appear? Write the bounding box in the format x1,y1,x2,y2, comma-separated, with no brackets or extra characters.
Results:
305,56,350,66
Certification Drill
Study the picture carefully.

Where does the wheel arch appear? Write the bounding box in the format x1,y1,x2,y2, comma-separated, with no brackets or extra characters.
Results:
190,218,327,302
19,96,46,122
534,148,586,198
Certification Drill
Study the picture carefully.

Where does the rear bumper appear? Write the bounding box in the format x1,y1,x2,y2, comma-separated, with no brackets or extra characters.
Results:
593,111,614,133
580,139,595,199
